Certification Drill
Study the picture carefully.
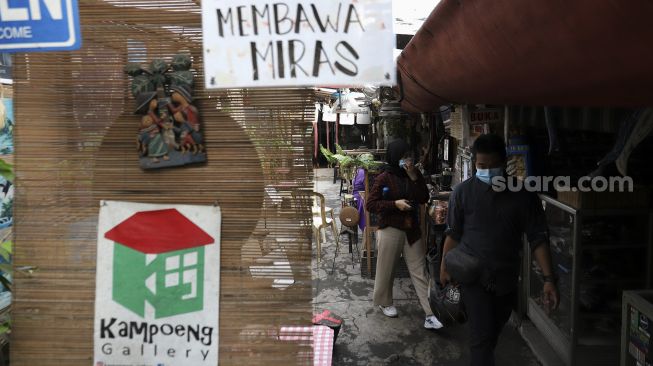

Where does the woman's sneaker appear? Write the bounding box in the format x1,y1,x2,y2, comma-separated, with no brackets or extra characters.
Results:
378,305,398,318
424,315,444,329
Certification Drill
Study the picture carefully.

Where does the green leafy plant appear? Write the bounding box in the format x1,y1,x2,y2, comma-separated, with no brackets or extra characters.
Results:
320,144,382,181
319,145,339,166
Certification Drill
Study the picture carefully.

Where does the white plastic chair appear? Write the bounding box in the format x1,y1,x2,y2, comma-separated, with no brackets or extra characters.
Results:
310,191,339,263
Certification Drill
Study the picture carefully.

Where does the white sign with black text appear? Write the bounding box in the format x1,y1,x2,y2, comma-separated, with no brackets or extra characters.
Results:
201,0,395,88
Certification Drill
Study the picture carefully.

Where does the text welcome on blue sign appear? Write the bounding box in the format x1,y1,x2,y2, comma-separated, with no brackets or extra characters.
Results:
0,0,81,52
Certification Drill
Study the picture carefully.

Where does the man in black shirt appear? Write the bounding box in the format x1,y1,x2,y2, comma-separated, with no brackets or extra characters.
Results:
441,134,558,366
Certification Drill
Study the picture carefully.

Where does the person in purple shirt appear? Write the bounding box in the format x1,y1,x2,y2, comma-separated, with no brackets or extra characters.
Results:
352,166,367,232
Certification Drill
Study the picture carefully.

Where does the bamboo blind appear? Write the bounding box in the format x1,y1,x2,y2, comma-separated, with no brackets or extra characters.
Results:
12,1,315,365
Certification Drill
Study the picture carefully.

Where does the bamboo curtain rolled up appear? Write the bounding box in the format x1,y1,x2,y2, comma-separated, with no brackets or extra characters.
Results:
12,1,315,365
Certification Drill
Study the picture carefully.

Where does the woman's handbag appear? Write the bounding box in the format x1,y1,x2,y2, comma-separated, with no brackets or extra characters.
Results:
444,246,483,284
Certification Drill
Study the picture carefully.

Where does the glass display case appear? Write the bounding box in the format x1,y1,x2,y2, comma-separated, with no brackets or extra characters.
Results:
526,195,653,366
621,290,653,366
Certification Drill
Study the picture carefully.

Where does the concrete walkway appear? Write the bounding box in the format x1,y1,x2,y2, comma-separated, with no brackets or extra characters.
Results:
311,168,540,366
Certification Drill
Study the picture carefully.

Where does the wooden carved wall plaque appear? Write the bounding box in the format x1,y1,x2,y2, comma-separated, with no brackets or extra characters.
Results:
125,54,206,169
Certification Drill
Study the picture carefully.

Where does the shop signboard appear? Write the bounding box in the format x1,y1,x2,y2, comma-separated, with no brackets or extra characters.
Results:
94,201,221,366
0,0,81,52
469,108,503,125
202,0,395,88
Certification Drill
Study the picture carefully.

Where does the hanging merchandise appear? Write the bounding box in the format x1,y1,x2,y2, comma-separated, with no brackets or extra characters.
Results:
322,105,337,122
543,107,562,155
615,108,653,176
592,109,641,177
314,122,319,160
442,134,451,163
339,113,356,125
338,92,370,114
359,125,369,144
356,112,372,125
456,147,473,182
314,103,321,124
507,143,532,179
335,111,339,147
313,104,320,160
326,111,330,150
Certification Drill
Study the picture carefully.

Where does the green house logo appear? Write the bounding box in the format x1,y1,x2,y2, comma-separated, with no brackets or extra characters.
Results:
104,209,215,319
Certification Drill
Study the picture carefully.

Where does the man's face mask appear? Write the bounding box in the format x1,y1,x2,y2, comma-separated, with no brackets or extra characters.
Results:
475,167,503,185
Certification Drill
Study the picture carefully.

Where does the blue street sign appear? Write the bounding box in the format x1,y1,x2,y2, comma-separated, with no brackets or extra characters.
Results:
0,0,81,52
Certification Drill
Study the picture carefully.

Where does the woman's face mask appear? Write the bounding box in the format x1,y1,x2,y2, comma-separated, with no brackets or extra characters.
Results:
399,157,414,169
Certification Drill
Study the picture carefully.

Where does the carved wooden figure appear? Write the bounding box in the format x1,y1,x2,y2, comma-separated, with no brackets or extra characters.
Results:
124,54,206,169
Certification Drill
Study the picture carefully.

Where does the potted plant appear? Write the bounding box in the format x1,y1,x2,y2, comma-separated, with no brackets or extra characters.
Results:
320,144,382,181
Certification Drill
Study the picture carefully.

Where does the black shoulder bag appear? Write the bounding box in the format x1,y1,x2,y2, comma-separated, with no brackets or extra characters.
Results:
443,192,502,291
444,246,482,284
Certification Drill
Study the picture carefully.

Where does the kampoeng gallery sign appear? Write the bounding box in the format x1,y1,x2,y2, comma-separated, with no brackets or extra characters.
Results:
94,201,221,366
202,0,395,88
